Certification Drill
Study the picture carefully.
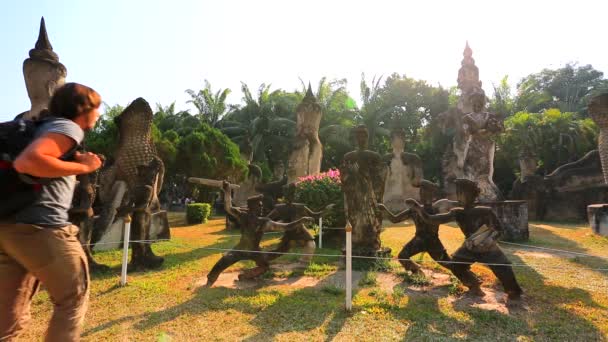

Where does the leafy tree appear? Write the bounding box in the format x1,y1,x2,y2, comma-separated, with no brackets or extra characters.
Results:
515,63,608,115
185,80,231,127
85,103,123,160
489,75,516,117
220,83,296,174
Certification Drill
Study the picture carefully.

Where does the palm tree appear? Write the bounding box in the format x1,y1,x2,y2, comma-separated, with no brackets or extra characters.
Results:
185,80,231,128
220,83,296,171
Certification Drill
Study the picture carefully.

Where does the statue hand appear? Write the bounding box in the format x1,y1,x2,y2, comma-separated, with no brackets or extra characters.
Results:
324,203,336,211
405,198,422,208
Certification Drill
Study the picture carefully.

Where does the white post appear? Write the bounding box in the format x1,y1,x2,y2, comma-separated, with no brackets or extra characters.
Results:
120,215,132,286
318,216,323,249
345,221,352,311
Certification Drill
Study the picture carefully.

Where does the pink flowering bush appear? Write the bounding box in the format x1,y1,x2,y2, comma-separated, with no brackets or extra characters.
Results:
295,169,344,227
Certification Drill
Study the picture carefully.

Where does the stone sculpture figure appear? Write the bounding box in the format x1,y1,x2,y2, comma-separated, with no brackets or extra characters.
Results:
439,42,503,201
378,180,465,277
409,178,523,300
265,183,334,264
69,156,109,271
382,129,423,212
16,17,67,120
340,125,389,256
95,98,169,269
255,175,288,216
206,181,313,287
588,93,608,183
17,17,68,120
287,84,323,183
460,90,504,201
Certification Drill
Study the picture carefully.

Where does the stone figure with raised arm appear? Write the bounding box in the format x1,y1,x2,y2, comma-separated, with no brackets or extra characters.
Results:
205,181,314,287
378,180,469,278
408,178,522,300
265,183,334,264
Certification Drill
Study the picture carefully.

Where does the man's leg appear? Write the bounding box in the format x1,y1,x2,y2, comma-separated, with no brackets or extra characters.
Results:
2,224,90,342
206,252,242,287
480,247,523,299
0,233,40,341
397,238,425,274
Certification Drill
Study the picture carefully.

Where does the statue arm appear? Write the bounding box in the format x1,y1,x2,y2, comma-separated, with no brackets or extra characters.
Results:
302,203,335,218
222,181,243,219
262,217,313,232
377,203,411,223
265,208,281,220
409,200,456,224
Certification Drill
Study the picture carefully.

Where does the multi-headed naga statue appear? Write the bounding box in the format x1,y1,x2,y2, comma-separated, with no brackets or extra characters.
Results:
95,98,169,269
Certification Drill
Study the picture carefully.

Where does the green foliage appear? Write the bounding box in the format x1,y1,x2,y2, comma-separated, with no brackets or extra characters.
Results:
186,203,211,224
294,170,344,227
359,271,378,287
498,108,598,181
176,123,248,182
85,103,122,159
515,63,608,115
186,80,231,127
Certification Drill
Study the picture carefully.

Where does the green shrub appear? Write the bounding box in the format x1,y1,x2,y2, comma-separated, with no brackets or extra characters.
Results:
295,169,344,227
186,203,212,224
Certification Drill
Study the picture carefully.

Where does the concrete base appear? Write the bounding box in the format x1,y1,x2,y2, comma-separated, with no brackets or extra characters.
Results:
93,210,171,251
587,204,608,236
483,200,529,241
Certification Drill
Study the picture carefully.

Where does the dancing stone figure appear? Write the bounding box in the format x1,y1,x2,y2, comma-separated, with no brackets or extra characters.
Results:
206,181,313,287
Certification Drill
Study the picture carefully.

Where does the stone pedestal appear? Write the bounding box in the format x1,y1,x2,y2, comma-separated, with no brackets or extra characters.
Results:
92,210,171,251
484,201,529,241
587,204,608,236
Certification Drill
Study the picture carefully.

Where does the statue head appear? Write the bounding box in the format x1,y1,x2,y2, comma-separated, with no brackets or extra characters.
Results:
352,125,369,150
390,129,406,153
247,194,264,216
419,180,440,206
470,89,487,113
457,42,482,93
23,17,67,120
283,183,297,203
454,178,480,206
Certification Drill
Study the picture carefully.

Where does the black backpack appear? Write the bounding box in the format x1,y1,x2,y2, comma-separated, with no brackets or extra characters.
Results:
0,117,79,217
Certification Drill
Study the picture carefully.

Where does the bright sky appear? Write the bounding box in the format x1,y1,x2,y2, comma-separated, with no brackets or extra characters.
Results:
1,0,607,121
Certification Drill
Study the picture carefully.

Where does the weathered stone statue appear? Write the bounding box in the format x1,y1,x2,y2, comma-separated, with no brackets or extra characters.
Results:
69,157,109,271
287,84,323,183
382,129,423,212
17,17,67,120
439,43,503,201
95,98,169,269
379,180,463,277
255,175,288,216
340,125,389,256
233,164,263,207
409,178,522,300
586,93,608,235
206,181,313,287
461,90,504,201
265,183,333,264
589,93,608,183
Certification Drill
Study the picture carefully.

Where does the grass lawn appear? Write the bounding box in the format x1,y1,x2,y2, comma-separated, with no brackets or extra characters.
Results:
21,214,608,341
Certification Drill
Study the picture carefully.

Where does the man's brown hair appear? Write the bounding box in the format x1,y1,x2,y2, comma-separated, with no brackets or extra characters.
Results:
49,82,101,120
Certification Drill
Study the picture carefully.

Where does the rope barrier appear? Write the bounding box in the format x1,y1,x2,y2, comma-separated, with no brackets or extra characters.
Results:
499,240,608,260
